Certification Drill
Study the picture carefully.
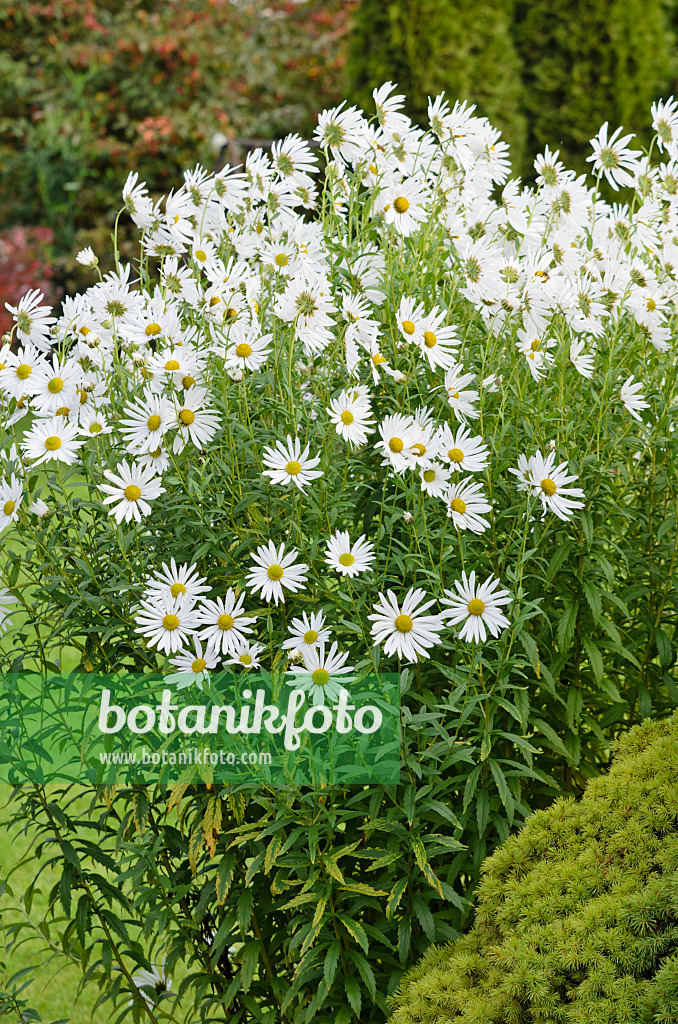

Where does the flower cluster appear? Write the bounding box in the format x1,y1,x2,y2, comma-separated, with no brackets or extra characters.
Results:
0,83,674,690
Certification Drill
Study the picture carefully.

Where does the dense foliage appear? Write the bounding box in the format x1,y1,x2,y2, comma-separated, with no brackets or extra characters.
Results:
0,0,352,291
389,712,678,1023
1,82,678,1022
348,0,676,178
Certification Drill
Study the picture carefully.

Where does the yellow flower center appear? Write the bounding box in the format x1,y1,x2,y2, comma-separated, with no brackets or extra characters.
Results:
450,390,460,399
16,364,32,380
182,375,196,389
339,552,355,566
89,423,102,434
163,614,179,631
394,613,413,633
179,409,195,426
194,249,207,261
286,460,302,475
226,307,238,319
3,500,16,516
192,657,206,673
77,389,88,404
530,338,541,351
268,564,284,580
372,353,386,366
165,359,180,371
411,443,426,456
218,613,234,630
303,629,319,644
44,436,62,451
124,484,141,501
149,448,162,458
147,414,161,431
145,323,162,336
312,668,330,686
275,253,290,266
449,447,464,463
389,437,404,453
240,653,253,665
423,470,435,482
423,331,437,348
394,196,410,213
47,377,64,394
450,497,466,514
210,296,221,307
467,598,485,616
541,478,557,496
647,298,656,311
235,342,252,358
340,410,354,425
170,583,186,597
401,320,416,335
55,407,69,417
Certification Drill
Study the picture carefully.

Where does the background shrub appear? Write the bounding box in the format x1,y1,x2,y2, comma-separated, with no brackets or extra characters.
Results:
389,712,678,1023
346,0,527,170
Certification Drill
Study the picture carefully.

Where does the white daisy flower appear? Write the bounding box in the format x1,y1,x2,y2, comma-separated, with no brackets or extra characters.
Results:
285,641,355,705
620,375,650,422
167,638,219,690
197,589,256,656
245,541,309,605
31,355,81,416
21,416,83,466
376,414,421,474
0,587,17,638
135,444,171,474
225,640,265,669
225,323,273,373
5,288,56,350
526,451,585,521
444,363,480,421
569,339,595,379
437,424,489,473
379,177,428,237
261,435,323,491
0,474,22,532
130,962,172,1009
396,295,426,344
418,308,459,370
443,479,492,533
368,588,445,663
29,498,51,519
120,393,174,454
508,453,535,493
0,345,47,401
143,559,211,606
134,594,201,655
99,461,166,524
79,406,113,438
587,122,641,191
173,387,221,453
325,531,375,578
282,611,331,652
442,571,512,644
75,246,98,268
420,462,451,496
326,390,375,446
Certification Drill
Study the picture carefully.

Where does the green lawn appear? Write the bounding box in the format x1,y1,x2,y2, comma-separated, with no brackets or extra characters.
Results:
0,798,102,1023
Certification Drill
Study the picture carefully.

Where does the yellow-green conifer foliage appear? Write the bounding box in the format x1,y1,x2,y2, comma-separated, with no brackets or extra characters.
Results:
390,713,678,1023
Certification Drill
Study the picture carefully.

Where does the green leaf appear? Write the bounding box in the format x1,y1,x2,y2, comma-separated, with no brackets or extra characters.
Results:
324,939,341,987
345,977,362,1017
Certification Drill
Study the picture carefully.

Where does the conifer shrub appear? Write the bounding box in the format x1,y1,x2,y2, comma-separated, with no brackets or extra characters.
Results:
346,0,526,169
513,0,671,175
389,713,678,1023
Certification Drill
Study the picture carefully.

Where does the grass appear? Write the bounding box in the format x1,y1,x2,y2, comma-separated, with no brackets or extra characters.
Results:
0,795,102,1023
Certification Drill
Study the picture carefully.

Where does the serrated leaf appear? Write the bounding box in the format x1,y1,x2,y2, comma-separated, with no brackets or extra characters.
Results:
337,914,369,953
203,794,223,860
324,939,341,987
386,877,408,919
188,824,204,877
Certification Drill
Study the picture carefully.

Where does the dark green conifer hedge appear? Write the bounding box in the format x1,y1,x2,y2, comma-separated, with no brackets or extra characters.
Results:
347,0,673,177
346,0,527,170
389,713,678,1023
